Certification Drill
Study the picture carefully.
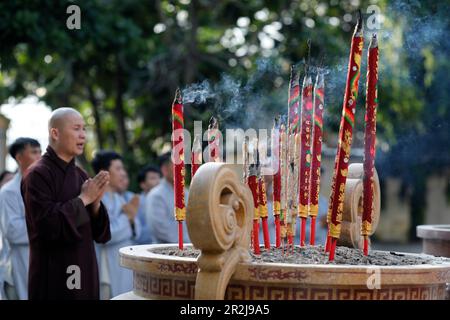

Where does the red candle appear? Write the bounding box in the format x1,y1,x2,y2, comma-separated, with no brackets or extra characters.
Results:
325,146,339,253
279,124,288,251
172,88,186,250
271,117,282,248
248,162,260,255
298,73,314,247
191,135,202,178
309,72,325,245
328,13,364,261
254,141,270,250
362,34,379,256
257,173,270,250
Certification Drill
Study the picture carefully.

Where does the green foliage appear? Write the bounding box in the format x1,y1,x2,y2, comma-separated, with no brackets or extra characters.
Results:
0,0,449,203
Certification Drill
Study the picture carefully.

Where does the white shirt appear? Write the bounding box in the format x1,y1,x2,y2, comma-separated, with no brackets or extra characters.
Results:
0,173,29,300
95,191,142,298
145,178,190,244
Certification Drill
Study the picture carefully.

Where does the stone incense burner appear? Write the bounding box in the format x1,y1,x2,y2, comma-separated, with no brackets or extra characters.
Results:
417,225,450,258
119,163,450,300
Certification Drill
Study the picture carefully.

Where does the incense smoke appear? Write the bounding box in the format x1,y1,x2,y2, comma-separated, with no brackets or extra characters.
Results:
374,0,450,180
181,0,449,176
182,58,285,130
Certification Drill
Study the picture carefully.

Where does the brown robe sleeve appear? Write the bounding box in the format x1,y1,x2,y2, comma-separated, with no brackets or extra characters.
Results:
87,202,111,244
22,170,91,244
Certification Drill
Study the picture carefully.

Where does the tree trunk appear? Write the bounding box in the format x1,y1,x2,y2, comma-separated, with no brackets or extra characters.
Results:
88,87,105,149
115,61,129,154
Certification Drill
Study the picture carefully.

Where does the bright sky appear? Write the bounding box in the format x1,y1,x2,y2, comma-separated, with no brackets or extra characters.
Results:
0,96,52,171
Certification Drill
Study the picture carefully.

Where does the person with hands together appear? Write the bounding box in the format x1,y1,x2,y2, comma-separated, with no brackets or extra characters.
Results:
91,151,142,300
21,108,111,300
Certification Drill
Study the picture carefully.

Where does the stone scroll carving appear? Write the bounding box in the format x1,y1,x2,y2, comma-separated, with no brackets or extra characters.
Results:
186,163,253,300
338,163,381,249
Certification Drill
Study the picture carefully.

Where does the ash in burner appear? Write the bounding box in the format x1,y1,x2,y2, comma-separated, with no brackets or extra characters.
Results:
152,245,450,266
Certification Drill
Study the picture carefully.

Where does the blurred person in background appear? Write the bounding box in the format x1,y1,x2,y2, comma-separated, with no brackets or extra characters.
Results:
0,171,13,189
132,165,161,244
0,138,41,300
145,152,189,244
91,151,141,299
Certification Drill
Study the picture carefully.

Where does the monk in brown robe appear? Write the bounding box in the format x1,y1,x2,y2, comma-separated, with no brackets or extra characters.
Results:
21,108,111,300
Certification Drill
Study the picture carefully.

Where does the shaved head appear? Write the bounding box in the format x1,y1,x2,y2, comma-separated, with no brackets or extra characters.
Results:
48,107,87,162
49,107,83,131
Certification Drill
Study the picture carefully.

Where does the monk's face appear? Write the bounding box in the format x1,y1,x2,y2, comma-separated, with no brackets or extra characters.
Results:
52,113,86,157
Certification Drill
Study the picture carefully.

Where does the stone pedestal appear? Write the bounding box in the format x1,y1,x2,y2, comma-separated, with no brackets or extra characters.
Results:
417,225,450,299
417,225,450,258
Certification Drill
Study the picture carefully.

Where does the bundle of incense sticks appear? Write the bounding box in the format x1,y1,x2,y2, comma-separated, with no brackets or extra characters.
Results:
327,12,364,261
257,145,271,250
286,66,301,251
362,34,379,256
280,124,288,252
309,71,325,245
298,71,314,247
207,116,220,162
245,139,261,254
271,116,282,248
191,135,202,178
171,89,186,250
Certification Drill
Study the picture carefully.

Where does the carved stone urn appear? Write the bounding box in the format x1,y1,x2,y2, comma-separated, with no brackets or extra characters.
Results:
118,163,450,300
417,225,450,258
